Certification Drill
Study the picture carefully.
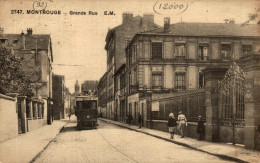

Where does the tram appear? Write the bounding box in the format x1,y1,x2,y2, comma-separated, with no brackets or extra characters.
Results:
75,95,98,129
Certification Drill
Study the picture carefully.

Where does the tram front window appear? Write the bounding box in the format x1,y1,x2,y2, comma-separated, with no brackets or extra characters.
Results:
77,101,97,109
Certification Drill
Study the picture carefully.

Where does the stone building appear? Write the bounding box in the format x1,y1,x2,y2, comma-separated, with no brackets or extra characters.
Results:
114,64,126,121
52,74,65,120
97,72,108,117
99,13,159,120
0,28,53,130
124,18,260,149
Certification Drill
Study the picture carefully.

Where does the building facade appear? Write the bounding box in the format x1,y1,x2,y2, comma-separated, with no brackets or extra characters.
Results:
114,64,126,121
99,13,159,120
124,18,260,149
52,74,65,120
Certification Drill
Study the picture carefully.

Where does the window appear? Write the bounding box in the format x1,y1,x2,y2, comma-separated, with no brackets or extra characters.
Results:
199,44,209,61
128,48,132,66
76,101,97,109
129,48,133,66
109,89,113,99
129,103,132,115
242,45,252,56
199,73,205,88
0,39,6,43
152,42,162,59
221,44,231,60
175,43,186,59
175,72,186,91
133,68,137,85
152,73,163,89
132,44,137,64
120,74,125,89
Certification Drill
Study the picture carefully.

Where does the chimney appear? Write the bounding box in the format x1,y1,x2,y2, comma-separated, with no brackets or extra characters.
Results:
143,14,154,24
122,12,133,24
27,28,32,35
229,19,235,24
164,17,170,31
21,31,25,49
0,28,4,35
143,14,154,29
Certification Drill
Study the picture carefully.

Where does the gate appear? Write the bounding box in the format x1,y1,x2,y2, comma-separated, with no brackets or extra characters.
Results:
218,62,245,144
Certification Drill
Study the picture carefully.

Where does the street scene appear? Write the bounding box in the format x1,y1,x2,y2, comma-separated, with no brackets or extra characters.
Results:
34,117,230,163
0,0,260,162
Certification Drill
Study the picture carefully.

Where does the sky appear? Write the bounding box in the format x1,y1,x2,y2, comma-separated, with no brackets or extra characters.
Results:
0,0,259,93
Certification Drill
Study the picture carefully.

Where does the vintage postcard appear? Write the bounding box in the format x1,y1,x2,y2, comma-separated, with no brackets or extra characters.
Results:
0,0,260,162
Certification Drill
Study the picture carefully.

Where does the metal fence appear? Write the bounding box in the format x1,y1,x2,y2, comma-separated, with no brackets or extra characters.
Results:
151,89,206,122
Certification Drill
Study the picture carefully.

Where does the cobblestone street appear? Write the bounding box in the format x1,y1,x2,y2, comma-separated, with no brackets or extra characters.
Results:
34,117,232,163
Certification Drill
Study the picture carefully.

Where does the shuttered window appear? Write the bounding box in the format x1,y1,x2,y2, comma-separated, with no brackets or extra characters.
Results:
152,42,162,59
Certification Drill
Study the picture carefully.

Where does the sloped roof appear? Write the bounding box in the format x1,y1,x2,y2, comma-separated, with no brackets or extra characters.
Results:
140,22,260,37
1,34,51,49
24,34,51,49
0,33,53,61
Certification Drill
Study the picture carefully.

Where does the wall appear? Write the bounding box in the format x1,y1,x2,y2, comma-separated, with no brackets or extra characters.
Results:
146,120,201,139
27,119,47,132
52,75,64,120
0,94,18,143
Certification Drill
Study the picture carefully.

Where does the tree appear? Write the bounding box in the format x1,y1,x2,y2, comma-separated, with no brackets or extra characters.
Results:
242,7,260,26
0,45,34,97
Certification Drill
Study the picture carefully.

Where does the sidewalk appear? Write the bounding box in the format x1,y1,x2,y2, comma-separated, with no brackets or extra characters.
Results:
0,119,68,163
100,118,260,163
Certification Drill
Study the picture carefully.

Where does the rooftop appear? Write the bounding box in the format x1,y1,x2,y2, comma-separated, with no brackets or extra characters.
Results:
140,22,260,37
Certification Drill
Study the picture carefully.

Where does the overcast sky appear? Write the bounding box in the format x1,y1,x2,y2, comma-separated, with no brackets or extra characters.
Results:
0,0,259,93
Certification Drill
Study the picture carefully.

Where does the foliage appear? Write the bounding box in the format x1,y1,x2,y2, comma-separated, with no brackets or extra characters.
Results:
242,7,260,26
0,45,34,97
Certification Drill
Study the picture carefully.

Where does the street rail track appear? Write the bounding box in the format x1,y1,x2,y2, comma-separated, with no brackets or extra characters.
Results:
96,128,138,163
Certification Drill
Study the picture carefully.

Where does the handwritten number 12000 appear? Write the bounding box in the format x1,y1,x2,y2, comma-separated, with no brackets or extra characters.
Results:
153,1,188,15
159,3,184,9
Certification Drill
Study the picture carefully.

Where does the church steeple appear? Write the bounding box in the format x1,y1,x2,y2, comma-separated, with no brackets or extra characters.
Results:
75,80,80,93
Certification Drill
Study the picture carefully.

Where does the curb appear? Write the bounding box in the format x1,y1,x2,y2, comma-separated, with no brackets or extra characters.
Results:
100,118,248,163
29,123,66,163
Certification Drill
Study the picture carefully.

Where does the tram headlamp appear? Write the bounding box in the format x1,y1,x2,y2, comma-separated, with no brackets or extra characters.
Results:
87,115,90,119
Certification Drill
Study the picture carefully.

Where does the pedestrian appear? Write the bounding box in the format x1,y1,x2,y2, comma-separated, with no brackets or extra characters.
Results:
167,113,177,139
127,114,133,126
178,111,187,138
68,112,71,120
197,116,205,140
138,113,142,129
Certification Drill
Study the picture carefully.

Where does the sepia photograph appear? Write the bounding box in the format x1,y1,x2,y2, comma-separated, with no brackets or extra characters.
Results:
0,0,260,162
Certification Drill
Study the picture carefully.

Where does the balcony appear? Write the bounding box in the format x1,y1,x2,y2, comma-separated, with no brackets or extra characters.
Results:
129,84,139,94
198,55,209,61
173,55,186,62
